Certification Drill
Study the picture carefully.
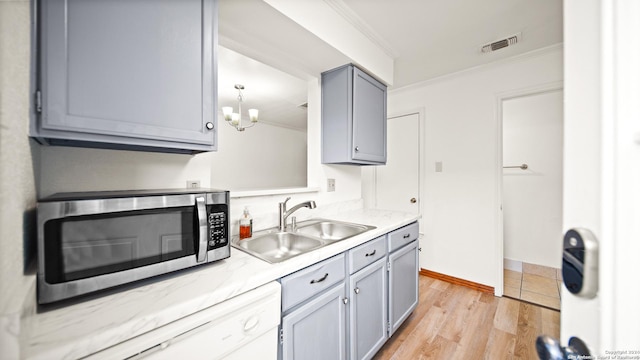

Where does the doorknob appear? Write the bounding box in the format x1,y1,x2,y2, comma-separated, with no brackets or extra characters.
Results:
410,198,417,203
535,335,591,360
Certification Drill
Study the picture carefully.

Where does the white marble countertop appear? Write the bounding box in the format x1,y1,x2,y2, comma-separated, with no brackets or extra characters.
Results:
23,208,420,360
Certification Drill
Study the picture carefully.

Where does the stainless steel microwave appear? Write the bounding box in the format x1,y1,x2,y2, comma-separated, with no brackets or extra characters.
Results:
37,189,229,304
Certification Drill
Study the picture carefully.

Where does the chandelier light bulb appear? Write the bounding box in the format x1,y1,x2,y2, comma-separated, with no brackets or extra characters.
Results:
249,109,259,123
222,107,233,121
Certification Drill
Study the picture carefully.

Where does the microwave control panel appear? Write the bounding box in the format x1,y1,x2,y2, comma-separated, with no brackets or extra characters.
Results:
208,211,227,249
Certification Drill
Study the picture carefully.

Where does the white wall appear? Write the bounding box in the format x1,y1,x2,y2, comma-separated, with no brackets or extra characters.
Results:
212,121,306,191
386,45,563,289
502,90,563,269
0,0,38,356
38,121,307,196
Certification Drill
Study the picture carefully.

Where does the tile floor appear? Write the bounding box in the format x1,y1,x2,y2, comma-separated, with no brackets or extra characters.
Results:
504,262,562,310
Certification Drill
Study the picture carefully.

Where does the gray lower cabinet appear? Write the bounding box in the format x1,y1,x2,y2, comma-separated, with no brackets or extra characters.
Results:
388,240,419,336
321,64,387,165
281,283,347,360
349,257,387,360
280,254,348,360
279,222,419,360
33,0,218,154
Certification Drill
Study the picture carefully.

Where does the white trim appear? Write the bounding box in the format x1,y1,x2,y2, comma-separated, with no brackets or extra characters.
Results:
503,259,523,272
323,0,400,58
494,81,564,297
391,43,564,95
600,0,616,348
253,119,307,133
376,107,426,236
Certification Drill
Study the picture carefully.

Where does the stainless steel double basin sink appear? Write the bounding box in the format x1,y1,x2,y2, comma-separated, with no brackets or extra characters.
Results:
231,219,376,263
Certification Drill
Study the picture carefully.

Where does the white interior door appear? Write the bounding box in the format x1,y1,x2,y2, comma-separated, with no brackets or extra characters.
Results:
374,113,420,214
559,0,640,355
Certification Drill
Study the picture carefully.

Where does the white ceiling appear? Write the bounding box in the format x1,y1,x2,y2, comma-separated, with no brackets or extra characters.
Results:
218,0,563,128
337,0,563,88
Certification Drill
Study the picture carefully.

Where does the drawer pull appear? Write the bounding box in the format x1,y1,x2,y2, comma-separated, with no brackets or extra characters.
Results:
365,250,376,257
310,273,329,284
403,233,411,239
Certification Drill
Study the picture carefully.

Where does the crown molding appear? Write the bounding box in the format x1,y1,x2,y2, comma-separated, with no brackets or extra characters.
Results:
323,0,399,59
390,43,564,94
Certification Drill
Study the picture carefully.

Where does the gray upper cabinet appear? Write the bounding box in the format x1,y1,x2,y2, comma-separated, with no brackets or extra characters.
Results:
321,64,387,165
33,0,218,154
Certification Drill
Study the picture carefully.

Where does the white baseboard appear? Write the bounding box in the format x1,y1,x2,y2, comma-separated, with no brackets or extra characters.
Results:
504,258,523,272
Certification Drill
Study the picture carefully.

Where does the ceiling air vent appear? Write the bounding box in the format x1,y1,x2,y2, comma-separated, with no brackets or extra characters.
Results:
481,33,521,53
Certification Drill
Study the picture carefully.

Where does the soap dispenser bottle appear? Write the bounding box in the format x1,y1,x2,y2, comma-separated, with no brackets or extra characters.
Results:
239,207,253,240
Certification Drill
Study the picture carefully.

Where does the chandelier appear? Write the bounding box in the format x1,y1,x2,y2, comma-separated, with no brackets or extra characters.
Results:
222,84,259,132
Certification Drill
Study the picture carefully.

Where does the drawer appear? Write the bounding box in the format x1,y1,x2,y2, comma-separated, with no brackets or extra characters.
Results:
281,253,345,312
388,222,419,253
348,236,386,274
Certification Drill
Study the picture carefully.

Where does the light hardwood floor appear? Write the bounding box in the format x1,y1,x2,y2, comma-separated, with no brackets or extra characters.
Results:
373,275,560,360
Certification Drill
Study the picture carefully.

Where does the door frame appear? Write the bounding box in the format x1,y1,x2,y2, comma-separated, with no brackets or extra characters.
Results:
494,81,563,296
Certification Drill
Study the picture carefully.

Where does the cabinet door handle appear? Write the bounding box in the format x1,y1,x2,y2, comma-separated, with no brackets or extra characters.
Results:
310,273,329,284
205,122,214,130
343,297,349,305
354,287,360,294
403,233,411,239
410,198,417,203
355,146,360,152
365,250,376,257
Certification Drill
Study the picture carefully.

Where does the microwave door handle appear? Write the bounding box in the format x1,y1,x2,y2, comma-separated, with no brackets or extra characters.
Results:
195,196,208,263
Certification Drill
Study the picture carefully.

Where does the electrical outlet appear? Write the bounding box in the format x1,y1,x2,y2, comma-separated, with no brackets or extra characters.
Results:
435,161,443,173
186,180,201,189
327,178,336,192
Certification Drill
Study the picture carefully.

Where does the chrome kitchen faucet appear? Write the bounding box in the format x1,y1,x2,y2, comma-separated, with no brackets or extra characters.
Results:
279,197,316,231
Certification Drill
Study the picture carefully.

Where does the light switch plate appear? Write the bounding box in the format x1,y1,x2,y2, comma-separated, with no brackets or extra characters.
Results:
435,161,443,172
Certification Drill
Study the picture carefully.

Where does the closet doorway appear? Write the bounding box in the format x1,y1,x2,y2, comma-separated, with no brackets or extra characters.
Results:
500,87,563,310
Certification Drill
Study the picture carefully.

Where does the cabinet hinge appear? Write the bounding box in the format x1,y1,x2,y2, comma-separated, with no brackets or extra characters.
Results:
387,261,391,272
279,328,284,345
35,90,42,113
387,321,391,335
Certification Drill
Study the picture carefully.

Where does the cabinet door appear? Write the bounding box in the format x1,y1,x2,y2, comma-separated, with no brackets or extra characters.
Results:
281,284,347,360
388,240,418,336
37,0,217,152
352,67,387,163
349,257,388,360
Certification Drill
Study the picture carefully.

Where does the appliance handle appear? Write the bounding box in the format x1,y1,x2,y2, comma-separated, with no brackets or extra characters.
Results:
196,196,208,263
